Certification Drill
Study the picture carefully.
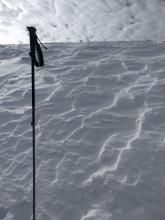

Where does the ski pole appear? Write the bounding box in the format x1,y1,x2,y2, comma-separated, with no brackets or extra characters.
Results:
27,27,46,220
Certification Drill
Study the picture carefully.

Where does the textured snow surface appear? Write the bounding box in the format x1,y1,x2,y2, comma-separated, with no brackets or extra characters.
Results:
1,0,165,44
0,41,165,220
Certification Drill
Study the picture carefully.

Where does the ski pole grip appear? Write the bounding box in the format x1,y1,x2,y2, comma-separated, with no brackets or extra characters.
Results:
27,26,44,67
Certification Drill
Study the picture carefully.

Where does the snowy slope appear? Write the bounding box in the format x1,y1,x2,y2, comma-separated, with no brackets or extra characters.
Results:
0,42,165,220
1,0,165,44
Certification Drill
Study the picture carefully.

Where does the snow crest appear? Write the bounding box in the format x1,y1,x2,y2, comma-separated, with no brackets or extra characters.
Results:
1,0,165,44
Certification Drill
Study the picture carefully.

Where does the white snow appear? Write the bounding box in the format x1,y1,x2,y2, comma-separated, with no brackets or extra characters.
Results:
0,41,165,219
1,0,165,44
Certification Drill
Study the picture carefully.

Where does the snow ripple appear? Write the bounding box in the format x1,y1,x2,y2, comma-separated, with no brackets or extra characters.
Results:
0,42,165,220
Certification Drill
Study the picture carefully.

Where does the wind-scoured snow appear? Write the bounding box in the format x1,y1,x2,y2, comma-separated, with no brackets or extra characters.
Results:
1,0,165,44
0,42,165,220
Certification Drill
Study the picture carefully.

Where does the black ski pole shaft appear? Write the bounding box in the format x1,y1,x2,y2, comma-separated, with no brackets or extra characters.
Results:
31,53,36,220
27,26,37,220
27,26,46,220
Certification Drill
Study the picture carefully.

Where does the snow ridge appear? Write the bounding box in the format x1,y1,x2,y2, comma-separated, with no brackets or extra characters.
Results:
1,0,165,44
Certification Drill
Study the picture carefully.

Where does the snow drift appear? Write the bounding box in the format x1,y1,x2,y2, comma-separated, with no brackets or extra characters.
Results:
0,41,165,219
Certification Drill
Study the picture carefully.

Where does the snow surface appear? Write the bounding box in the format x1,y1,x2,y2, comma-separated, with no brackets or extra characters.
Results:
0,41,165,220
1,0,165,44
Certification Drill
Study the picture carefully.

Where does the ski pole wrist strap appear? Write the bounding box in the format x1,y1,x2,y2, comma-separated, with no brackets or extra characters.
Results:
27,27,46,67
